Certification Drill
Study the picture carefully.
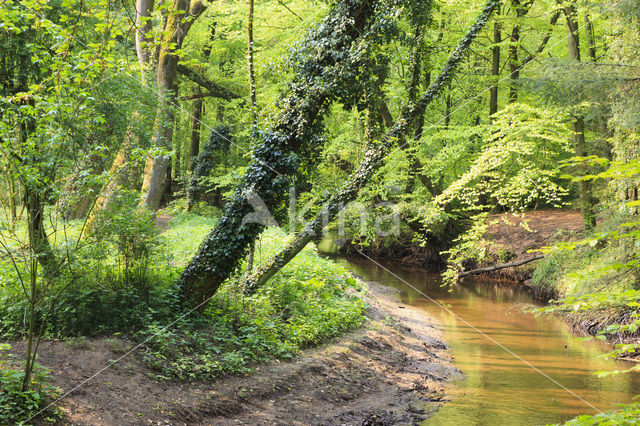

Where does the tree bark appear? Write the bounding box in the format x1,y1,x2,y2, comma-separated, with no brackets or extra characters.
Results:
489,15,501,117
248,0,257,125
177,64,242,101
135,0,155,73
584,13,596,62
187,23,217,173
563,1,596,229
188,89,203,172
243,0,500,293
139,0,206,211
508,0,533,103
83,116,142,236
413,19,444,141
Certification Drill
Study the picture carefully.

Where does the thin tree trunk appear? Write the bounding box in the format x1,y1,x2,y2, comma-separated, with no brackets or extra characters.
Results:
413,19,444,141
135,0,155,73
248,0,257,125
585,13,596,62
508,22,520,102
189,93,203,172
245,0,257,272
572,118,596,228
458,254,544,278
508,0,533,103
489,15,501,117
244,0,500,292
444,92,452,127
187,23,217,173
564,0,596,229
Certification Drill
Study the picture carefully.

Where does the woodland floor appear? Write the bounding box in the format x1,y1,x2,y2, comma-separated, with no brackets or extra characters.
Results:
16,282,459,425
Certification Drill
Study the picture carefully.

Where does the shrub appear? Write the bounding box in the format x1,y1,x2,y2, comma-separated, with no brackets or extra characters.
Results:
0,344,59,424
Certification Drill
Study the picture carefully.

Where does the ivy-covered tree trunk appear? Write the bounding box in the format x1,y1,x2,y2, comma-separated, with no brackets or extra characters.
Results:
178,0,384,304
244,0,501,293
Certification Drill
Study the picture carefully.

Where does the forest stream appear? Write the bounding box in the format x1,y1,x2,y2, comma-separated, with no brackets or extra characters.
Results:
328,255,640,425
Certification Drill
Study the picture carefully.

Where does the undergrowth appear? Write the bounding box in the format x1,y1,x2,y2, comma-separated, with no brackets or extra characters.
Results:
140,227,367,380
0,213,368,383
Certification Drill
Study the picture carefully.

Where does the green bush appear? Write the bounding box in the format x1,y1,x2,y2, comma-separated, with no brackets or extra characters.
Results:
0,344,59,424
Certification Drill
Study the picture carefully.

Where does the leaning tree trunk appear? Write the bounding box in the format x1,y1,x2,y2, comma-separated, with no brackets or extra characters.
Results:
178,0,385,305
83,115,142,236
244,0,501,292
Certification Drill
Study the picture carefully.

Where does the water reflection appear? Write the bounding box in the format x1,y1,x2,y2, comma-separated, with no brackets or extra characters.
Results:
334,257,640,425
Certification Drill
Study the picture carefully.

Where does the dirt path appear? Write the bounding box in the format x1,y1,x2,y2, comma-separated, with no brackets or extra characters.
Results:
22,283,458,425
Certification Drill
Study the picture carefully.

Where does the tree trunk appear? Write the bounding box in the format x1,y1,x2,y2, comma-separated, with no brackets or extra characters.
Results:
413,19,444,141
584,13,596,62
489,15,501,117
139,0,206,211
573,118,596,228
188,91,203,172
83,117,142,235
244,0,500,293
135,0,155,73
25,186,56,276
508,22,519,102
248,0,257,125
508,0,533,103
564,1,595,229
187,23,217,173
444,92,452,127
178,0,396,304
245,0,257,271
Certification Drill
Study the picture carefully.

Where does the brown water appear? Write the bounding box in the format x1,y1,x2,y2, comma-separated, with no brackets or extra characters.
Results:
334,256,640,425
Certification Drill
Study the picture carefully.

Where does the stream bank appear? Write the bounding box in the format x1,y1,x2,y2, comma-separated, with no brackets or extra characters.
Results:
17,282,457,425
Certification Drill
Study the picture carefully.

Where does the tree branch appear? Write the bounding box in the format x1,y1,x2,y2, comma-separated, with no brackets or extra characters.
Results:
176,64,243,101
458,254,544,278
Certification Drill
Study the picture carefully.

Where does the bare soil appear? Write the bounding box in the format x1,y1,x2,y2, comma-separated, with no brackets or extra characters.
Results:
480,209,585,282
17,282,459,425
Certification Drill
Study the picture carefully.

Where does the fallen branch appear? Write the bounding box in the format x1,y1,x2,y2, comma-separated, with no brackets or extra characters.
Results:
458,254,545,278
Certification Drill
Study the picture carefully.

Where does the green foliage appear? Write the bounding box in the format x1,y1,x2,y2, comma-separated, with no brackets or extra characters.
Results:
558,401,640,425
140,227,367,380
440,212,495,286
435,104,573,212
89,192,161,288
0,344,59,424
